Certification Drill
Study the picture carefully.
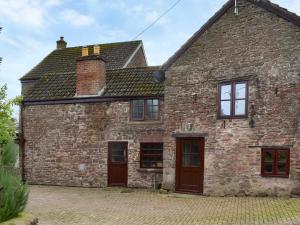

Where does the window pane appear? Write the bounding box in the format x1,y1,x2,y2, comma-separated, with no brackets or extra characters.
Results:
221,85,231,100
146,99,159,120
191,143,199,154
221,101,231,116
190,154,200,166
263,163,273,173
183,143,191,154
264,151,273,162
277,163,287,174
235,83,246,99
111,143,126,162
132,100,144,120
278,151,287,162
235,100,246,115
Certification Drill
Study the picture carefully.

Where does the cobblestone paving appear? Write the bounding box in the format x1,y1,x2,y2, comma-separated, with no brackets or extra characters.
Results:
26,185,300,225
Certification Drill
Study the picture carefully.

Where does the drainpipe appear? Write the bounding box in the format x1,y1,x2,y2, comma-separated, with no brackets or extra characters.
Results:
20,102,26,182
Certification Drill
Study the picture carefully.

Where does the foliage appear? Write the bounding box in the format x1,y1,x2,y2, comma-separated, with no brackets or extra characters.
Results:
0,170,29,223
0,84,22,147
1,139,18,166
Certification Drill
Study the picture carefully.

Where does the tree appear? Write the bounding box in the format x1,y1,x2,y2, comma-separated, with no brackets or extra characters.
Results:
0,85,22,156
0,27,2,64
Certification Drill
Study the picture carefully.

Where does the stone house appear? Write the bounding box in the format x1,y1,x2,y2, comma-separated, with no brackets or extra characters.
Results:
20,0,300,196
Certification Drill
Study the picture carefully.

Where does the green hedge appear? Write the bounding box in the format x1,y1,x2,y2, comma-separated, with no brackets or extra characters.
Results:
0,170,29,223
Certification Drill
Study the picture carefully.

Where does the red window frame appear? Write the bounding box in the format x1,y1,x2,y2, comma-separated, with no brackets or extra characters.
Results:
261,149,290,178
217,81,248,119
131,99,160,121
140,143,163,169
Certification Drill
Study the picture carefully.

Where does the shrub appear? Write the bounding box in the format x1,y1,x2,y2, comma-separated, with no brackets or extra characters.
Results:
1,139,18,167
0,170,29,223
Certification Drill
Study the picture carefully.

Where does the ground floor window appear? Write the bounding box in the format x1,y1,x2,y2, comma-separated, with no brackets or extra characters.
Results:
261,149,290,178
140,143,163,168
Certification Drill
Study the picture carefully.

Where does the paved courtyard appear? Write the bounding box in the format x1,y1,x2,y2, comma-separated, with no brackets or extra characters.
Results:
26,185,300,225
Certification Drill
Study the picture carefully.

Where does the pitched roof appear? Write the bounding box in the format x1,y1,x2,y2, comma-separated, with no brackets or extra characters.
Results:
24,67,163,101
104,67,163,97
20,40,142,81
162,0,300,70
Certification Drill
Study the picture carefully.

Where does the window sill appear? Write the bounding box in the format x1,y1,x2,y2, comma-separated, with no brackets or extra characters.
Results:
217,116,248,120
128,120,163,125
137,168,163,173
261,174,289,178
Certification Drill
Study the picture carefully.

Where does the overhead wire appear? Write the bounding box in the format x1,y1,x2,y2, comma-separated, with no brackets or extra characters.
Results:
132,0,183,40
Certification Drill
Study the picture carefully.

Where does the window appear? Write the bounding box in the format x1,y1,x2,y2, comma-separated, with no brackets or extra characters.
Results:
140,143,163,168
218,81,248,118
109,142,127,163
131,99,159,121
182,141,200,167
261,149,290,177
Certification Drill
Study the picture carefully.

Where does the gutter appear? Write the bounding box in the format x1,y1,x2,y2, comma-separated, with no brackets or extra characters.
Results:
23,95,164,106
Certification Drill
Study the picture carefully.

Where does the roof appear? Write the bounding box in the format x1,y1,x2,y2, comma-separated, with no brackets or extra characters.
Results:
24,67,163,101
162,0,300,70
21,40,142,81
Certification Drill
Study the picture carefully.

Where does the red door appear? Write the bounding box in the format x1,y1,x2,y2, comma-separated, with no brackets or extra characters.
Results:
108,142,128,187
176,138,205,194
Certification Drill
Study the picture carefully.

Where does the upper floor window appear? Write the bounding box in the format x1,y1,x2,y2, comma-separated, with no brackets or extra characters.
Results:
131,99,159,121
261,149,290,178
218,81,248,118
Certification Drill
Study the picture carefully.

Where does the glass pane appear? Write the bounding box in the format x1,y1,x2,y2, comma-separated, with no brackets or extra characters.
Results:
133,100,143,107
111,143,126,162
278,151,287,162
153,99,159,105
132,100,144,120
263,163,273,173
183,143,191,154
191,143,199,154
235,100,246,115
264,151,273,162
235,83,246,99
277,163,287,174
191,154,200,166
221,85,231,100
221,101,231,116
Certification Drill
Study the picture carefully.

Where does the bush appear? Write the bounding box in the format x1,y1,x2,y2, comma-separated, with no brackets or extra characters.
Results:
1,139,18,167
0,170,29,223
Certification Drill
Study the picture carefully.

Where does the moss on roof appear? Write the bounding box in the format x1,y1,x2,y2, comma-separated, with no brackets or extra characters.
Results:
24,67,164,101
20,40,142,81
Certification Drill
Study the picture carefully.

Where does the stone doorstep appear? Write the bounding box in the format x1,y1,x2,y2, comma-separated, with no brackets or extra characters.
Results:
1,213,38,225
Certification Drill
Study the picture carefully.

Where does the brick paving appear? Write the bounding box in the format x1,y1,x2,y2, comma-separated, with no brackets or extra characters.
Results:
26,185,300,225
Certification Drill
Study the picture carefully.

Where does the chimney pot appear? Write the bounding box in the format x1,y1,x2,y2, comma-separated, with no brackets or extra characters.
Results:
93,45,100,55
56,36,67,49
82,46,89,57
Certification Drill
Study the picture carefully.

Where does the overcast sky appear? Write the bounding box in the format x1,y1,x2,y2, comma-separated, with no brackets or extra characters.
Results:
0,0,299,118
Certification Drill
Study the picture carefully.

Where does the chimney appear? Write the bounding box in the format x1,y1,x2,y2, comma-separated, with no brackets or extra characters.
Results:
56,36,67,49
76,45,106,96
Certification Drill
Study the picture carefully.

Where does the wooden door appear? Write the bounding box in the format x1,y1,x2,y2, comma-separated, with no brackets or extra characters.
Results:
176,138,204,193
108,142,128,187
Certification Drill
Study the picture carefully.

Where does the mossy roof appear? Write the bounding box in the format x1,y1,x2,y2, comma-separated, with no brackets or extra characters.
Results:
24,67,163,101
20,40,142,81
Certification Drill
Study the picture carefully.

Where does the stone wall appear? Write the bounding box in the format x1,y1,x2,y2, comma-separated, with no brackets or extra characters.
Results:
22,100,164,188
163,0,300,196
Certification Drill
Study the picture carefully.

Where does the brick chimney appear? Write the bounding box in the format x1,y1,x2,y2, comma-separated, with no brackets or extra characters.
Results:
76,45,106,96
56,36,67,49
